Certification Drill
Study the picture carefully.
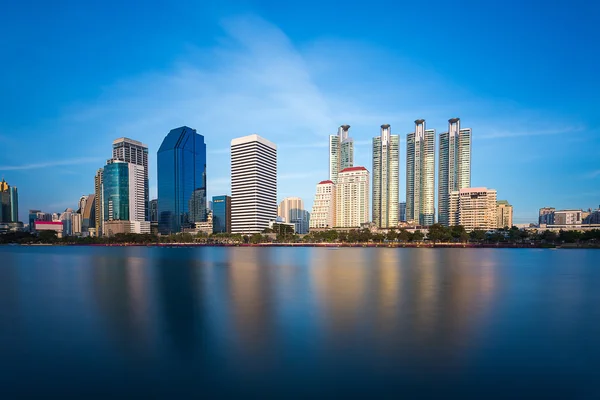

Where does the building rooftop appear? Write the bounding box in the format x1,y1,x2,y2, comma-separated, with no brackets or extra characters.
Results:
231,134,276,149
339,166,368,173
112,137,148,147
318,180,334,185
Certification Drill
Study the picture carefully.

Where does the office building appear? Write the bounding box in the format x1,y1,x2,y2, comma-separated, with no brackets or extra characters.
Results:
157,126,207,234
336,167,369,228
539,207,555,225
310,180,336,229
553,210,583,225
329,125,354,184
81,194,96,234
278,197,309,233
102,159,149,234
372,124,399,228
150,199,158,222
450,187,497,232
438,118,471,226
94,168,104,236
406,119,435,226
496,200,513,228
0,179,18,223
231,134,277,234
28,210,41,232
112,138,149,221
399,202,406,222
212,195,231,234
60,208,74,236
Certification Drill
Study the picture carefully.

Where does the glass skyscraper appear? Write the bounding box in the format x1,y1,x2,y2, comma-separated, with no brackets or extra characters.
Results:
0,179,18,223
329,125,354,184
158,126,207,234
103,160,145,222
212,195,231,234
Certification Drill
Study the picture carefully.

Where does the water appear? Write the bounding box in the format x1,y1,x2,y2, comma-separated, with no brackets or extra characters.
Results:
0,246,599,398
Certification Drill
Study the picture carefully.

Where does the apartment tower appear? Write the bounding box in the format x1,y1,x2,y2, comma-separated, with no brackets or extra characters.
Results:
406,119,435,226
335,167,369,228
329,125,354,184
309,180,336,229
372,124,399,228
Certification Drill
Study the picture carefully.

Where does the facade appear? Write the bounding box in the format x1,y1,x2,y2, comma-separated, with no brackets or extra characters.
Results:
0,179,18,223
112,138,149,221
584,210,600,224
406,119,435,226
72,213,82,236
103,160,145,222
149,199,158,222
450,187,498,232
34,221,64,238
329,125,354,184
539,207,555,225
496,200,513,228
335,167,369,228
60,209,74,236
399,202,406,222
104,220,151,236
157,126,207,234
372,124,399,228
81,194,96,234
553,210,583,225
94,168,104,236
277,197,309,234
230,134,277,234
28,209,41,231
310,180,336,229
212,195,231,234
438,118,471,226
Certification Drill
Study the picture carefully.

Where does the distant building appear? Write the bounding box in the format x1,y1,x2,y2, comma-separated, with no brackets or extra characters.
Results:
29,209,41,232
584,209,600,225
102,159,149,235
212,195,231,234
34,221,64,238
95,168,104,236
330,125,354,184
496,200,513,228
60,209,74,236
553,210,583,225
372,124,399,229
336,167,369,228
149,199,158,222
450,187,497,232
399,202,406,223
72,212,82,236
407,119,435,226
438,118,471,226
230,134,277,234
278,197,309,234
112,138,149,221
158,126,207,234
310,180,336,229
538,207,555,225
0,178,19,223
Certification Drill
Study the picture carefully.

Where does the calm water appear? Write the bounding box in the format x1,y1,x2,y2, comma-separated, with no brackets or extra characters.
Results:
1,246,599,398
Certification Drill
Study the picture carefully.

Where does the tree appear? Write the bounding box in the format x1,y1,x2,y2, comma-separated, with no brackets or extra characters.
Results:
469,230,487,242
38,230,58,243
558,230,582,244
397,229,410,242
450,225,469,243
427,224,450,243
539,230,557,243
409,230,424,242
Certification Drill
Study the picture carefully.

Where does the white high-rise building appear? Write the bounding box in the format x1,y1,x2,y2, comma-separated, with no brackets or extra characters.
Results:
278,197,309,234
309,180,336,229
112,138,149,221
336,167,369,228
406,119,435,226
231,134,277,234
438,118,471,226
372,124,400,228
450,187,497,232
329,125,354,184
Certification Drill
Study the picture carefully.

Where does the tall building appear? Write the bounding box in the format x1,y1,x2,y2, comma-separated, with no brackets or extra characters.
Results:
112,138,149,221
496,200,513,228
310,180,336,229
539,207,556,225
0,179,18,223
231,134,277,234
372,124,399,228
29,209,41,231
149,199,158,222
278,197,309,234
406,119,435,226
94,169,104,236
329,125,354,184
399,201,406,222
336,167,369,228
212,195,231,234
438,118,472,226
102,159,148,234
157,126,207,234
81,194,96,234
450,187,497,232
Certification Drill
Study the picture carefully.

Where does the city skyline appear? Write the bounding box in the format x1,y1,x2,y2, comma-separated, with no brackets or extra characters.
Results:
2,3,599,224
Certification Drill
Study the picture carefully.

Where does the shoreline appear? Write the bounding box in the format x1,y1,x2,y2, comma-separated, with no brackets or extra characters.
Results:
5,242,598,249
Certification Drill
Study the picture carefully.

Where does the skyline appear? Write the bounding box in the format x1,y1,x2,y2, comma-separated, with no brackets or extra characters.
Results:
2,1,600,223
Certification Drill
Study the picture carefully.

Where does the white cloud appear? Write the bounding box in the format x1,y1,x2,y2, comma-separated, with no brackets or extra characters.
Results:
0,157,104,171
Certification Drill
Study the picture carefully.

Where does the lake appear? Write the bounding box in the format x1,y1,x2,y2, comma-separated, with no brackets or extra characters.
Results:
1,246,599,398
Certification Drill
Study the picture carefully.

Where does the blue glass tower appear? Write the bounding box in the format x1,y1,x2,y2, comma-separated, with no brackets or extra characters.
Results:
158,126,207,234
103,161,130,221
212,195,231,233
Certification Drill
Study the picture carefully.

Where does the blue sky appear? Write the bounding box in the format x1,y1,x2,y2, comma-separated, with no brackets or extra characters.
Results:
1,0,599,223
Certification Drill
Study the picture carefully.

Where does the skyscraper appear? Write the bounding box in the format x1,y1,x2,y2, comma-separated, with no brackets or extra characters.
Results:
149,199,158,222
310,180,336,229
399,202,406,222
372,124,399,228
329,125,354,184
157,126,207,234
212,195,231,234
336,167,369,228
0,179,18,223
112,138,149,221
230,134,277,234
438,118,471,226
94,168,104,236
103,160,146,223
81,194,96,234
406,119,435,226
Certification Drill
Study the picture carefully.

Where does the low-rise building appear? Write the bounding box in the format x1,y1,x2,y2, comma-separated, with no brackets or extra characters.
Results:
450,187,497,232
496,200,513,229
